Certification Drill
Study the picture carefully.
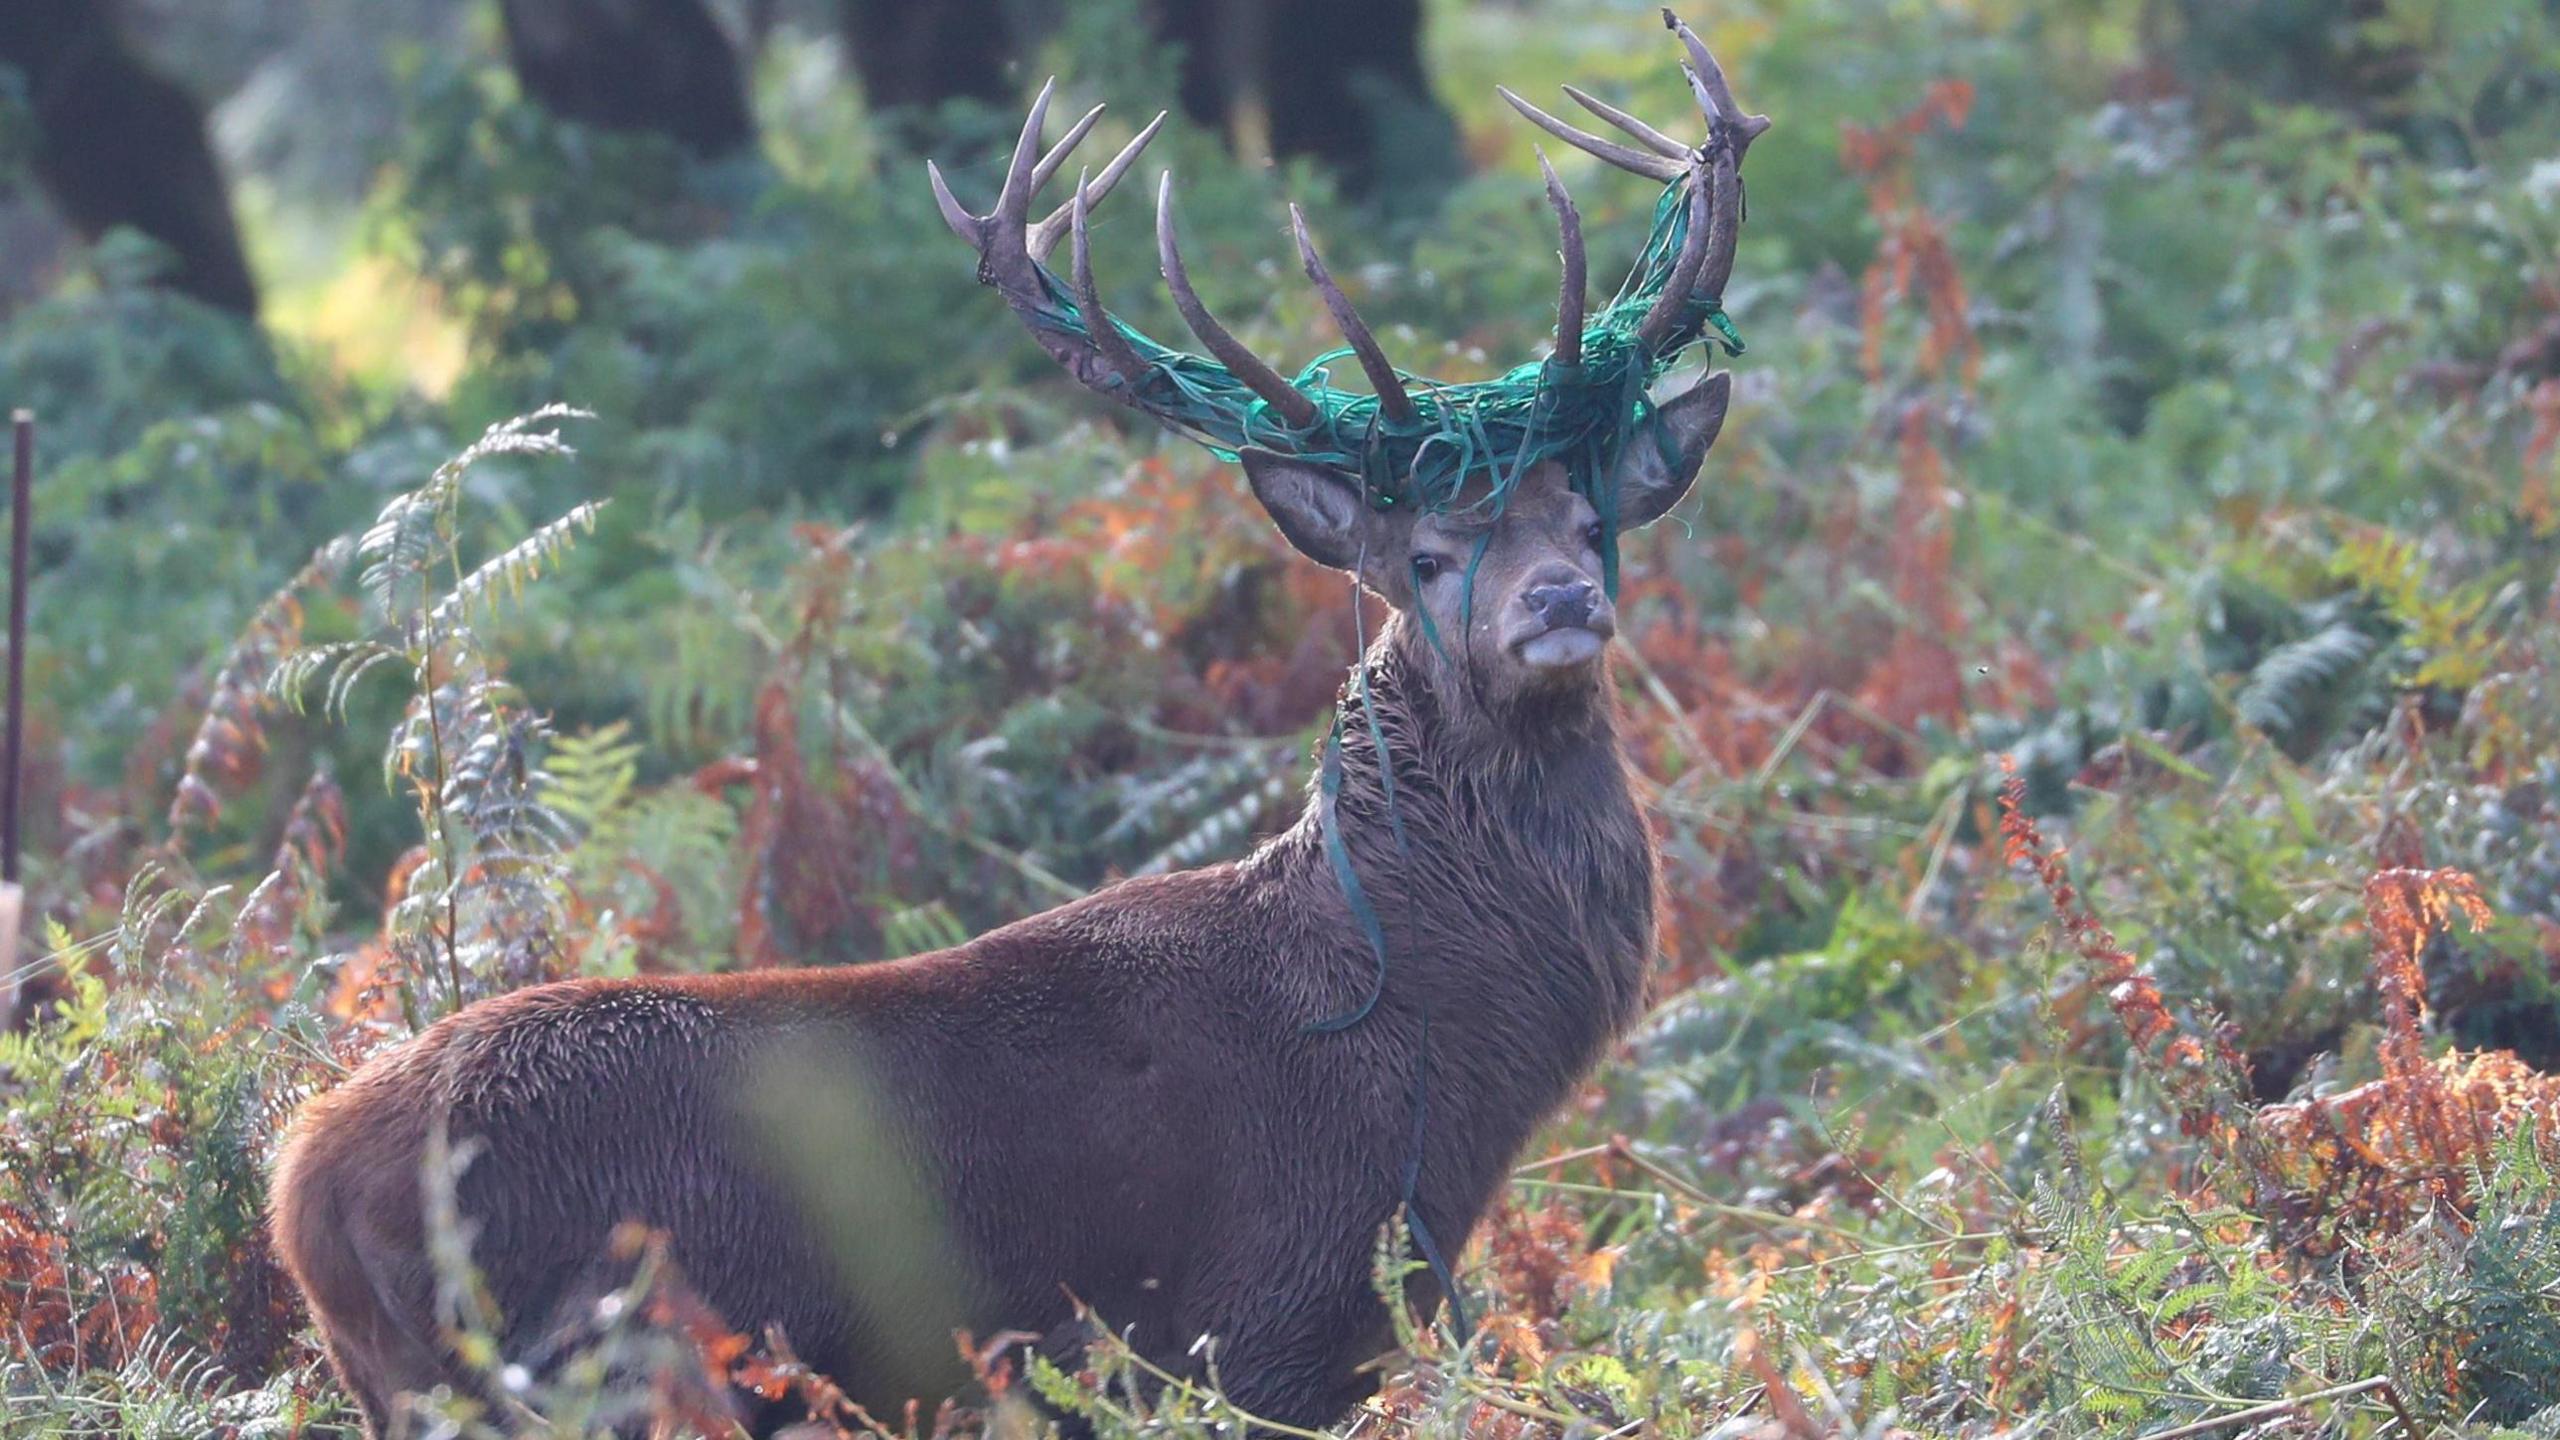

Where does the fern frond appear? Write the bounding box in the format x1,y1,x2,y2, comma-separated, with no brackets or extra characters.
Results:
436,402,591,478
428,500,606,629
111,864,192,967
360,407,592,627
544,721,644,834
1135,770,1292,876
167,538,351,834
357,485,451,623
881,900,971,955
2235,622,2380,738
272,639,403,718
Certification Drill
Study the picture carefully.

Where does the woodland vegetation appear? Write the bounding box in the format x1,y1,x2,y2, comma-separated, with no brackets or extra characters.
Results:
5,0,2560,1434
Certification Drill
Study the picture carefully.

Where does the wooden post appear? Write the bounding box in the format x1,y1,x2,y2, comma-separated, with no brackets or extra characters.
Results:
1,411,29,1018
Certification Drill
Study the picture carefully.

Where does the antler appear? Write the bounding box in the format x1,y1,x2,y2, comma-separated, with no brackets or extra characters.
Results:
926,80,1168,400
1156,174,1321,428
1069,172,1148,386
1504,8,1768,357
928,9,1764,457
1290,205,1415,425
1537,150,1587,368
928,81,1419,434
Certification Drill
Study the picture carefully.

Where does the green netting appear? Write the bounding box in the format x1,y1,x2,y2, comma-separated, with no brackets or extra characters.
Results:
1028,174,1742,593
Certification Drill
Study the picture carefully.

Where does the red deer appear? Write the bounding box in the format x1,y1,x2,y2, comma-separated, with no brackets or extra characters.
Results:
271,14,1767,1436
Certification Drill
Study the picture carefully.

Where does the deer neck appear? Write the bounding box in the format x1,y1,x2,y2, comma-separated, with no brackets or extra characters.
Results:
1273,612,1657,1087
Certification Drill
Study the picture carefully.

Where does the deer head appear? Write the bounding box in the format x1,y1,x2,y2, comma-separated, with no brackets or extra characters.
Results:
928,10,1766,718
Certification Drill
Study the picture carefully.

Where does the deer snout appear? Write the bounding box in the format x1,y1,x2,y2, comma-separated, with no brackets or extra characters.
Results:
1523,579,1600,630
1511,573,1615,670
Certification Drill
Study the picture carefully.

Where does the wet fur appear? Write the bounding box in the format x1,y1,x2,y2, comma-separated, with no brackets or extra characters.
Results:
273,415,1721,1436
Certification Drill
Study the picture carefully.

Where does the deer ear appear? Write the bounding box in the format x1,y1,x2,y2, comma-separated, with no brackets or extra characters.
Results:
1240,448,1370,570
1612,372,1731,530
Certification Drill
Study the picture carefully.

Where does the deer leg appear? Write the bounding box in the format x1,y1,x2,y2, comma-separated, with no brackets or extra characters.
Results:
271,1175,451,1437
1170,1277,1397,1433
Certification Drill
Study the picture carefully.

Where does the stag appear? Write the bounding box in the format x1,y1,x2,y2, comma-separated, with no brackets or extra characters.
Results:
272,14,1766,1436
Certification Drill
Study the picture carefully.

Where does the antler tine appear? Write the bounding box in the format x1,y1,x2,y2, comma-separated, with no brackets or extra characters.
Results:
1030,110,1167,262
926,159,981,243
927,78,1060,297
1680,63,1723,126
991,77,1056,233
1071,169,1149,383
1606,14,1754,351
1157,171,1321,429
1633,153,1719,353
1029,102,1106,197
1560,84,1688,159
1536,150,1587,369
1689,125,1745,305
1664,10,1772,153
1496,86,1684,183
1288,205,1415,425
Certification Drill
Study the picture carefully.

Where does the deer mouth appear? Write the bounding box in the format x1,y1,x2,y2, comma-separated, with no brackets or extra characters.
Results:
1515,624,1611,670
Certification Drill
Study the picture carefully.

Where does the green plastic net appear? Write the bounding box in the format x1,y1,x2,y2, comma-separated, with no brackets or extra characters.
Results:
1025,175,1742,590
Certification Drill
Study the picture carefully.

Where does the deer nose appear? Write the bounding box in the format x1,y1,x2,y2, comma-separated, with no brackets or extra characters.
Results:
1523,580,1599,629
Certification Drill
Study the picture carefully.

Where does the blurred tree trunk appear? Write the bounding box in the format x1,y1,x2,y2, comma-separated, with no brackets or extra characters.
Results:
2152,0,2436,153
828,0,1452,211
498,0,754,156
1156,0,1455,210
0,0,259,316
837,0,1014,117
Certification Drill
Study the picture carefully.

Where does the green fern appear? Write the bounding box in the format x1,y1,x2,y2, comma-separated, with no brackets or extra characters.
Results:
2458,1131,2560,1423
427,499,606,630
541,721,643,836
0,1331,350,1439
2234,621,2385,753
881,900,971,956
357,406,590,626
1102,748,1296,877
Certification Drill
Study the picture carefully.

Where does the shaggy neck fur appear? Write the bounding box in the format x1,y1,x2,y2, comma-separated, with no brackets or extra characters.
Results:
1253,610,1658,1230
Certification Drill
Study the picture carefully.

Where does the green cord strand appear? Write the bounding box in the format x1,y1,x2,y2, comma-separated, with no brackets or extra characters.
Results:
1024,175,1741,540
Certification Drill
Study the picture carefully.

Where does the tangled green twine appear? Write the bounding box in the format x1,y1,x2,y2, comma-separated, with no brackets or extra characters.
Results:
1028,175,1742,594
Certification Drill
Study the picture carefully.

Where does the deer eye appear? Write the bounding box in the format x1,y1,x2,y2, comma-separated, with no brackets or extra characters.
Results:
1410,554,1444,584
1582,520,1607,551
